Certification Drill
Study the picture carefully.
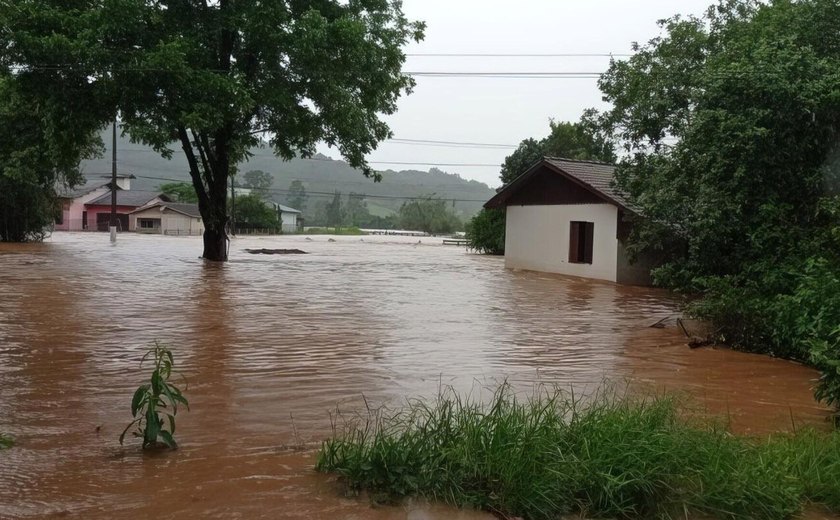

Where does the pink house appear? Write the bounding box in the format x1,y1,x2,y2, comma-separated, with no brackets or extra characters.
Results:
83,191,169,231
55,175,135,231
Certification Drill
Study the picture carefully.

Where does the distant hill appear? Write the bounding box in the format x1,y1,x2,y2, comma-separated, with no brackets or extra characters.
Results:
80,129,497,219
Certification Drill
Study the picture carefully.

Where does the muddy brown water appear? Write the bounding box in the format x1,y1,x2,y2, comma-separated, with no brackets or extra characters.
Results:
0,233,832,519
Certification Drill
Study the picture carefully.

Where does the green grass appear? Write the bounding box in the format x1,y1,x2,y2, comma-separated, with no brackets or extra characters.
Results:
0,433,13,449
303,226,366,236
316,385,840,520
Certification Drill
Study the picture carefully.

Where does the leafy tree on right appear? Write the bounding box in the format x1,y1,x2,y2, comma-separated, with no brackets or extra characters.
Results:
598,0,840,411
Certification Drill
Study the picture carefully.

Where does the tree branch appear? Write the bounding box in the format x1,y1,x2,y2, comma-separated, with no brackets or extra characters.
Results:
177,126,210,208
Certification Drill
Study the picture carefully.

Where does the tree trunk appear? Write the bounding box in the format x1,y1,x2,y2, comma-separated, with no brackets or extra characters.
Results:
202,226,228,261
201,182,230,261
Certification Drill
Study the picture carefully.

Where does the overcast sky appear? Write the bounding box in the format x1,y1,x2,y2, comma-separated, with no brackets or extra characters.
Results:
317,0,712,188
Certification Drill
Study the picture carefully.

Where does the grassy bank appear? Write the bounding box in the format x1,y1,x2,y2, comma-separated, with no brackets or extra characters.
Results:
316,386,840,520
303,227,366,236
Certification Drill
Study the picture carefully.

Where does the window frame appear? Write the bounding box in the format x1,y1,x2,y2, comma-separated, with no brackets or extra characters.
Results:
569,221,594,264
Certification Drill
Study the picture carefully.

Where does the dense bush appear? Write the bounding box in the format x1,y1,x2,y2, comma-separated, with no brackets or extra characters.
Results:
597,0,840,410
317,385,840,520
466,208,505,255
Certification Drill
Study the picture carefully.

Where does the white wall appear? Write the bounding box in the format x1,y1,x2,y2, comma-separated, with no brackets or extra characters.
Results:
280,212,298,233
131,208,204,236
505,204,619,282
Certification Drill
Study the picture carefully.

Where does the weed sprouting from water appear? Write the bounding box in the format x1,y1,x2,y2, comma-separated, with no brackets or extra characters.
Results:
0,433,13,449
120,341,189,450
316,384,840,520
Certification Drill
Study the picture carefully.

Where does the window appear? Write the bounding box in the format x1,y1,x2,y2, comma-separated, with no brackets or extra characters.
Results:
139,218,160,229
569,221,594,264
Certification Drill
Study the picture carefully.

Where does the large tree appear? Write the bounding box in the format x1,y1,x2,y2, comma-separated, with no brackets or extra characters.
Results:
0,75,102,242
1,1,424,260
598,0,840,407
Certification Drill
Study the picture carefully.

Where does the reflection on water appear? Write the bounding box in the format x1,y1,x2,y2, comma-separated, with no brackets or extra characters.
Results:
0,233,830,518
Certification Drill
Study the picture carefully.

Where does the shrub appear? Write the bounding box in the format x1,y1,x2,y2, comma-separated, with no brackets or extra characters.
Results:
466,208,505,255
120,341,189,449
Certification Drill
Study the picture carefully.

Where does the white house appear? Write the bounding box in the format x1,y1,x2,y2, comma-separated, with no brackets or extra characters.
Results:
272,203,302,233
484,157,654,285
129,202,205,236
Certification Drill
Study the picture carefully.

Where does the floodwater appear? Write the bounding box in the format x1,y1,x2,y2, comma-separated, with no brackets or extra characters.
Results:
0,233,832,519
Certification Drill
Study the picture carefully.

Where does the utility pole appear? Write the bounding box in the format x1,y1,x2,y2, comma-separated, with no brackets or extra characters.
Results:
110,119,118,243
230,175,236,236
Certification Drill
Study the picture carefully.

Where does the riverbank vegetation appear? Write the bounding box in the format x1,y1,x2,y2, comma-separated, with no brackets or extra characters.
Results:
317,385,840,520
596,0,840,413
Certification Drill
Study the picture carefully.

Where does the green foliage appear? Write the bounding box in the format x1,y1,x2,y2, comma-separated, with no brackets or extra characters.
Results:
0,434,13,450
233,194,280,230
241,170,273,196
398,197,462,234
285,180,308,213
120,342,189,450
318,385,840,520
2,1,425,259
466,208,505,255
159,182,199,204
597,0,840,409
0,76,101,242
500,114,616,185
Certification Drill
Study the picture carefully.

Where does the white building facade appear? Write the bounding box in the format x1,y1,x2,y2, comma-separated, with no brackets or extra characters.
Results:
485,158,653,285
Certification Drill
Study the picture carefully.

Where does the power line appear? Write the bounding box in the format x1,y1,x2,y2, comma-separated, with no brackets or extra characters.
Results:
133,174,490,202
114,150,501,167
388,138,517,148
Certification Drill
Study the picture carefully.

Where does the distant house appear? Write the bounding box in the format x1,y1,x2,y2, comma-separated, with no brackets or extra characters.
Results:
55,174,135,231
129,202,205,236
484,157,653,285
272,203,302,233
83,191,169,232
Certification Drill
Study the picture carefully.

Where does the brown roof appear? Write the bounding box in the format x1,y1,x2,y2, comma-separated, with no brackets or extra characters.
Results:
86,190,169,207
129,202,201,218
484,157,638,213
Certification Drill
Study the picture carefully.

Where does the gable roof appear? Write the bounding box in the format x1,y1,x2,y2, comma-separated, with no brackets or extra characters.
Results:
484,157,637,213
86,190,169,207
272,203,302,214
57,179,113,199
130,202,201,218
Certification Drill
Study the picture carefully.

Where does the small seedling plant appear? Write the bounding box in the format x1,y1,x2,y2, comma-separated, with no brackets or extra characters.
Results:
120,341,189,449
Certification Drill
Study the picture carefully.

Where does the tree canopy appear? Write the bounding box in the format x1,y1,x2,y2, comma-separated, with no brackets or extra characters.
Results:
240,170,273,196
0,75,101,242
1,0,424,259
160,182,199,204
500,115,616,185
399,197,462,234
598,0,840,407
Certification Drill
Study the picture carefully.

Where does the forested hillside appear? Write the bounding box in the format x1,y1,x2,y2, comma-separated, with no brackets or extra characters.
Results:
80,130,496,222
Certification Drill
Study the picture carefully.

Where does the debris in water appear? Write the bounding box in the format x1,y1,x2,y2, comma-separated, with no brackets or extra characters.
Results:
245,249,308,255
328,238,336,242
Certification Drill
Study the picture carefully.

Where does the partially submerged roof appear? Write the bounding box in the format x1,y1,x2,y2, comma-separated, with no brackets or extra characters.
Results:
130,202,201,218
57,174,136,199
273,203,302,214
86,190,169,207
57,179,113,199
484,157,637,213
